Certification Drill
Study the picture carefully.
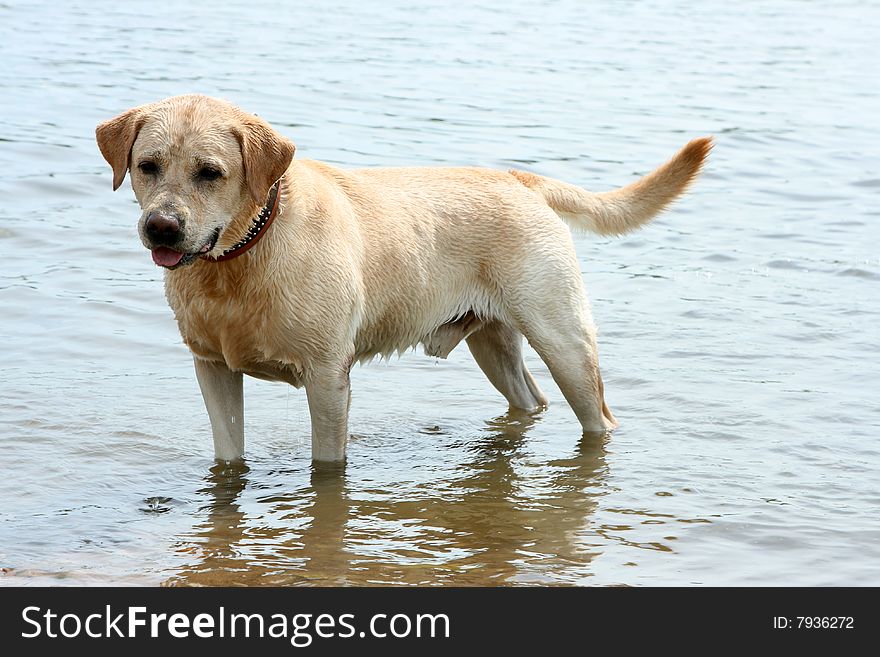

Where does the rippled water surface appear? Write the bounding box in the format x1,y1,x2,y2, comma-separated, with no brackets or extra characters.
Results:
1,0,878,586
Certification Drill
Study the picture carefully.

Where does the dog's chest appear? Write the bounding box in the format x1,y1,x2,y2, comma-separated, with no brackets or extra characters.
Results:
167,277,306,380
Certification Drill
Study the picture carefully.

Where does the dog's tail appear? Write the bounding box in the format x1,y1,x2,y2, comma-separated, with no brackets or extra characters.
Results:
509,137,713,236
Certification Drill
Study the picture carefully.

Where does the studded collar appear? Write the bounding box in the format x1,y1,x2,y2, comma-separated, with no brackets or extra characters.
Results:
202,177,283,263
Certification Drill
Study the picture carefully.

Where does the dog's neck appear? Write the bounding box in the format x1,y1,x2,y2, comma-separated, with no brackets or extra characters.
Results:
201,177,283,263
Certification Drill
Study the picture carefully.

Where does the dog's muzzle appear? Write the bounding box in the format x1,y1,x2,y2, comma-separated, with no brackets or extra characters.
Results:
145,210,218,269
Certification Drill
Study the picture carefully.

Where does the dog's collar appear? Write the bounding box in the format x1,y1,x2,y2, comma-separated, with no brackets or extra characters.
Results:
202,177,282,263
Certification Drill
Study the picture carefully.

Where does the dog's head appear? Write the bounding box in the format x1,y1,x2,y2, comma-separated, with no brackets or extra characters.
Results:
96,95,295,268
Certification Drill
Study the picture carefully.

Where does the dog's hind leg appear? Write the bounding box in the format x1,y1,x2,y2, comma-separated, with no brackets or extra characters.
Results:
515,304,617,434
466,320,547,412
194,357,245,461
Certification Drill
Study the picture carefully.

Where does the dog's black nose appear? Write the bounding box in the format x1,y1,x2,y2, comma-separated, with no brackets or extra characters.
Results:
145,211,182,245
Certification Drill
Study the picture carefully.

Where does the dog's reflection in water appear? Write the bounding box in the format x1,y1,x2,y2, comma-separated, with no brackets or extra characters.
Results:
166,414,609,586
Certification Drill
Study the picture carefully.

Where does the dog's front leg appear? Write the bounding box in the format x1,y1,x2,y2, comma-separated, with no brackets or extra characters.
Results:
304,365,351,462
193,357,244,461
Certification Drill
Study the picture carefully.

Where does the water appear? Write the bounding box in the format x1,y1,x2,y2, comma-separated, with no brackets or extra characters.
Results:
1,0,878,586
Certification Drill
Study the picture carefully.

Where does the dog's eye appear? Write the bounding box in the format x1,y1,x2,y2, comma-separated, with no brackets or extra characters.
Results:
197,167,224,182
138,161,159,175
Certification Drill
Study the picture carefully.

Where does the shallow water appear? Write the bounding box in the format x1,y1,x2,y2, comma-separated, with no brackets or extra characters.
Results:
1,0,879,586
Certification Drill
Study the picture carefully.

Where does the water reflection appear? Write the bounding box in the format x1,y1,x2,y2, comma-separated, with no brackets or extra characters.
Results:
168,461,255,585
167,413,609,586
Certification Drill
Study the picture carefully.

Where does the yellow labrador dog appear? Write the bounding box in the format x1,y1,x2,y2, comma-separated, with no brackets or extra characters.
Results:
96,95,710,462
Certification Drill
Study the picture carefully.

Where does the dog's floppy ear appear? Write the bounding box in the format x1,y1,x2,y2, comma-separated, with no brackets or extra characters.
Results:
96,106,148,191
233,114,296,205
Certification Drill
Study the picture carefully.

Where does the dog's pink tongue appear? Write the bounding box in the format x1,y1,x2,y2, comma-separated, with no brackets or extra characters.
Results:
151,247,185,267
